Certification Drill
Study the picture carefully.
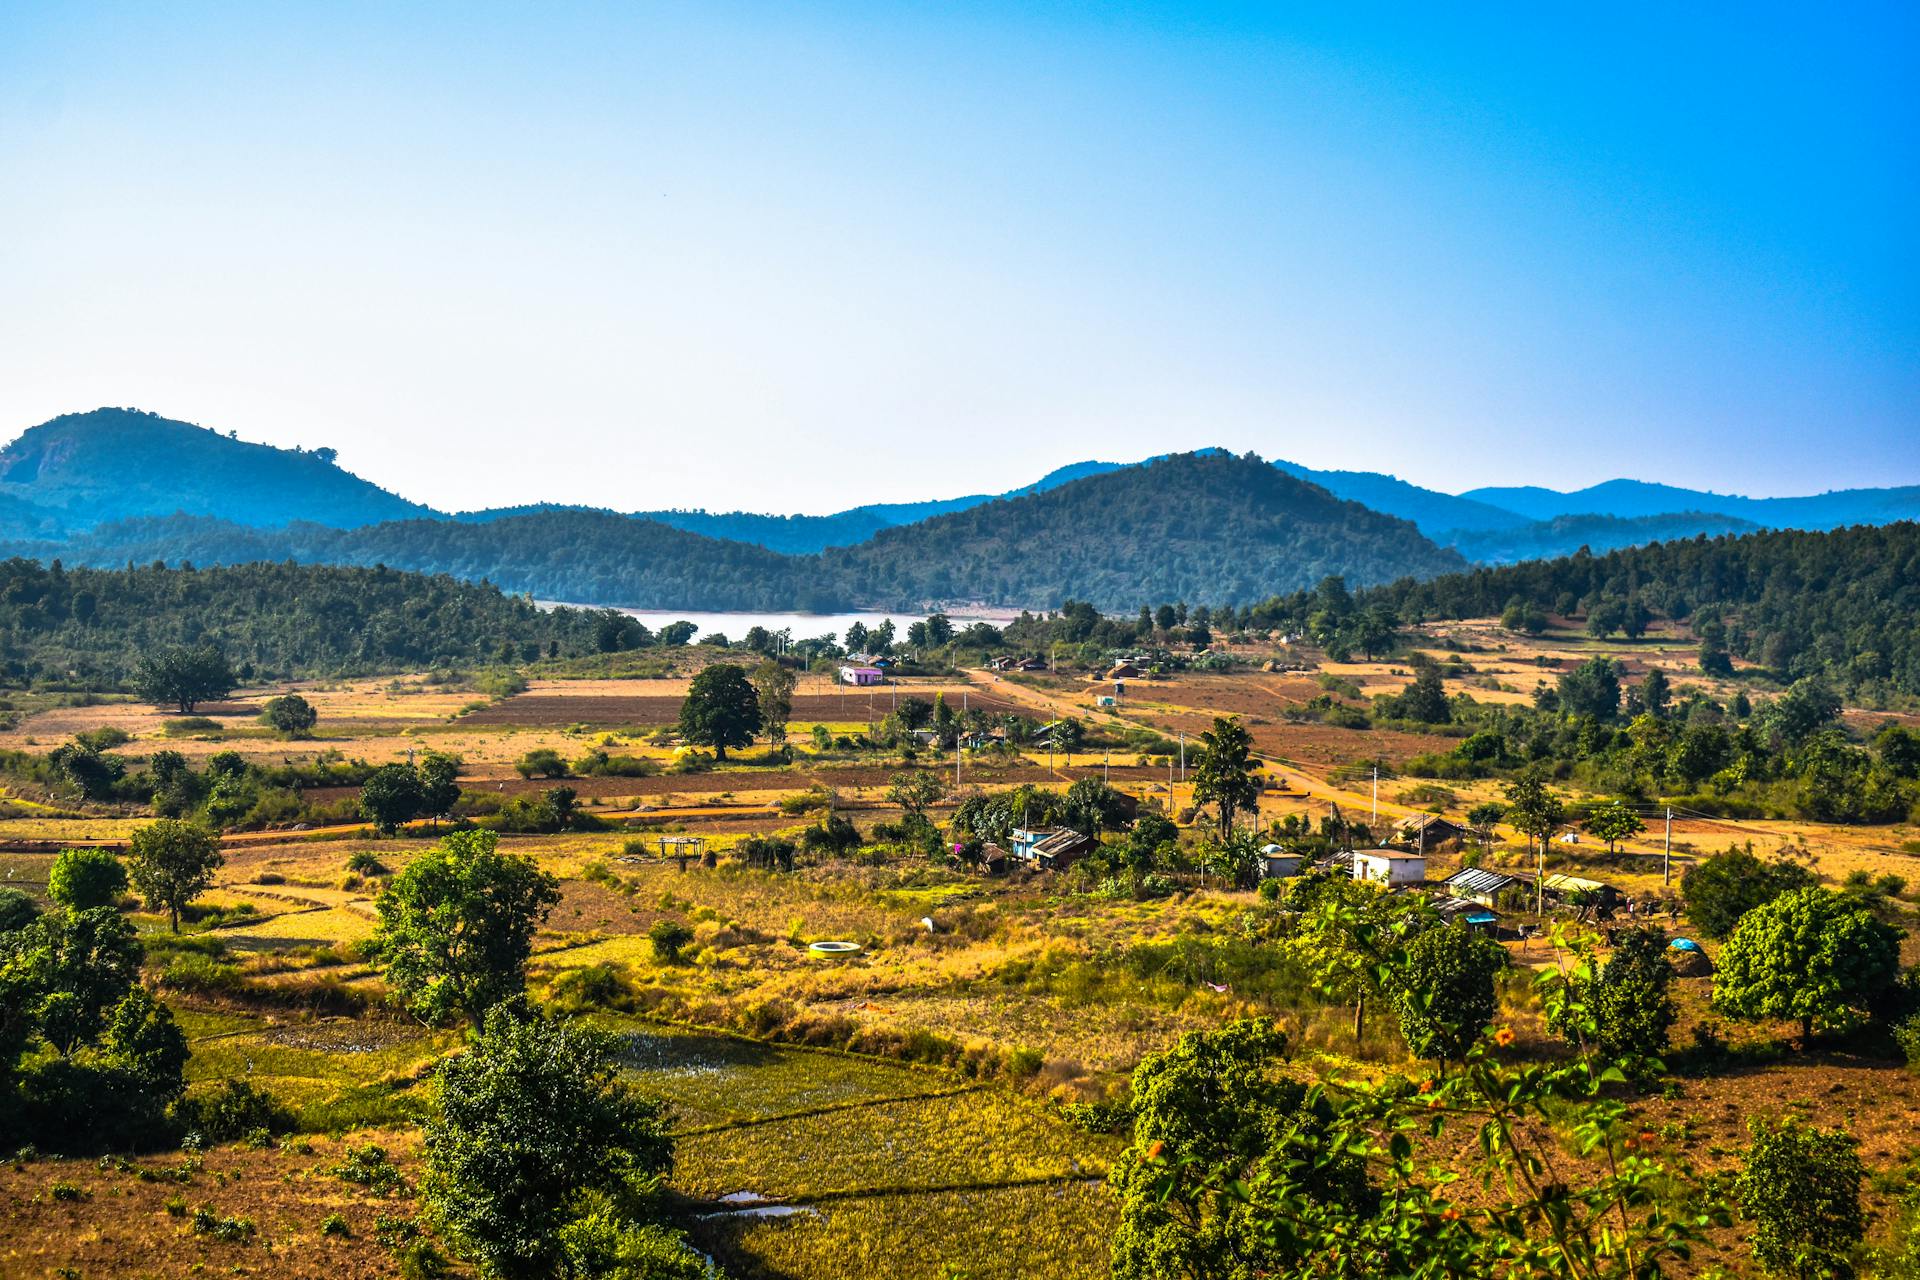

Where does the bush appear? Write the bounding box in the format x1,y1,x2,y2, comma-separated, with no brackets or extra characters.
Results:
48,847,129,911
347,851,388,876
178,1080,294,1143
1736,1119,1865,1279
648,920,694,964
333,1143,409,1195
514,748,570,780
320,1212,351,1237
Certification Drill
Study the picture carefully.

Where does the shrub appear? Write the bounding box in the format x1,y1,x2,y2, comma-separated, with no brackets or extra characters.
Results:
514,748,570,780
333,1143,409,1195
1736,1120,1865,1279
46,847,128,911
648,920,694,964
179,1080,294,1143
1682,847,1817,939
347,851,388,876
320,1212,351,1237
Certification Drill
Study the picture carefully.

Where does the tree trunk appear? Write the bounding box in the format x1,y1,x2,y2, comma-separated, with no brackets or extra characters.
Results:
1352,997,1365,1044
170,902,180,933
1801,1015,1814,1044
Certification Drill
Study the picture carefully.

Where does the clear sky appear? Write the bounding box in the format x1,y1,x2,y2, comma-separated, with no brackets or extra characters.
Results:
1,2,1914,513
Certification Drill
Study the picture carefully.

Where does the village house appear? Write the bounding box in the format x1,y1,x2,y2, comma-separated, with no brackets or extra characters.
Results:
1394,814,1469,851
1258,844,1305,880
1008,826,1095,871
1442,866,1524,908
1352,847,1427,887
838,665,884,686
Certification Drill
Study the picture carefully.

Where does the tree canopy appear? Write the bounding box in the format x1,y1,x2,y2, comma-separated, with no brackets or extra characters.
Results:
371,829,561,1026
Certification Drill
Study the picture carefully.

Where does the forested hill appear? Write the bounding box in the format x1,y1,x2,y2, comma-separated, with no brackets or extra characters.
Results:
5,510,827,613
0,559,615,682
0,409,433,529
6,453,1466,612
1356,521,1920,697
820,451,1467,609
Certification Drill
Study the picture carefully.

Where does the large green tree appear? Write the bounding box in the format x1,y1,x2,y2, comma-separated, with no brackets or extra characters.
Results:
371,830,560,1026
423,1000,680,1280
359,763,425,835
1192,716,1261,839
678,663,763,760
1682,847,1818,939
1714,887,1902,1043
133,644,237,714
262,693,318,738
126,819,223,933
1394,920,1507,1063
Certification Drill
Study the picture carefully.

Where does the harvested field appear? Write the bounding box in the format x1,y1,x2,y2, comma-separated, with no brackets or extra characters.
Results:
464,687,1027,728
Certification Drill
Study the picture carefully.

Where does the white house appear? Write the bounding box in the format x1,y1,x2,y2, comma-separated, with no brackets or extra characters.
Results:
1352,848,1426,887
1258,844,1304,880
839,665,884,686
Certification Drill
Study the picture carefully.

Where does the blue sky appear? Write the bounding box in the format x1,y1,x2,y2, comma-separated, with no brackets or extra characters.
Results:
1,2,1913,513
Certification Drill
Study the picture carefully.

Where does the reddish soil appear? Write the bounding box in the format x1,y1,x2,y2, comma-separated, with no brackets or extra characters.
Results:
461,689,1025,727
0,1134,423,1279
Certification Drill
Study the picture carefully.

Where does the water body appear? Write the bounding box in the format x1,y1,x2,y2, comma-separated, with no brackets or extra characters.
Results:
561,607,1016,644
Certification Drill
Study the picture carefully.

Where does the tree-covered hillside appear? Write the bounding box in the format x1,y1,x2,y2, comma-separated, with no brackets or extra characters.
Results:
1353,522,1920,699
6,453,1466,612
0,559,618,683
0,409,432,529
821,451,1467,609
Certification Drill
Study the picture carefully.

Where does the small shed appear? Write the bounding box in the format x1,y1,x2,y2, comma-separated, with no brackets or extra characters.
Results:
1431,894,1501,932
1259,844,1304,880
1009,826,1095,871
1395,814,1469,850
1352,848,1426,887
1542,873,1623,910
1443,866,1522,907
839,665,884,686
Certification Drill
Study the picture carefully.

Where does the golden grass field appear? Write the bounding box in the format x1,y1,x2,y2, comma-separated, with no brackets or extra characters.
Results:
2,623,1917,1278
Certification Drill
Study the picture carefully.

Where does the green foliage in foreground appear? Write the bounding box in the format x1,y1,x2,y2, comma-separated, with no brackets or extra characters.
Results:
424,1000,701,1280
0,906,188,1150
1736,1120,1866,1279
1114,903,1746,1279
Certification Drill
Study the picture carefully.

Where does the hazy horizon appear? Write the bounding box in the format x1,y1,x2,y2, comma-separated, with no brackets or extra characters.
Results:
3,4,1913,514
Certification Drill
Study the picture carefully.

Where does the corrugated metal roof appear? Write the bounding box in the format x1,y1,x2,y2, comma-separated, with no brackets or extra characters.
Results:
1445,867,1518,897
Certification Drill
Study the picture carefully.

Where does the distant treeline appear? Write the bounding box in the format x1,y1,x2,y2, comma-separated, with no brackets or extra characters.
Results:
1336,522,1919,700
0,559,619,684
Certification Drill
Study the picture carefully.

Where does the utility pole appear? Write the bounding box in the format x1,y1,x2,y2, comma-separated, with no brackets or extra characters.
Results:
1536,831,1545,917
1103,750,1110,784
1663,807,1673,886
1179,734,1186,783
1370,765,1378,827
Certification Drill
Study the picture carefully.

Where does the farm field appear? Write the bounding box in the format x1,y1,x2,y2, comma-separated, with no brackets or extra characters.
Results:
2,619,1917,1278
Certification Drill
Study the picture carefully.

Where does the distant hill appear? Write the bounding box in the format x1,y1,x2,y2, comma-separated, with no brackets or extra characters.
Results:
0,408,436,529
820,451,1467,610
623,458,1135,555
12,509,826,613
12,452,1467,612
1270,460,1529,537
1445,511,1762,564
1460,477,1920,529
